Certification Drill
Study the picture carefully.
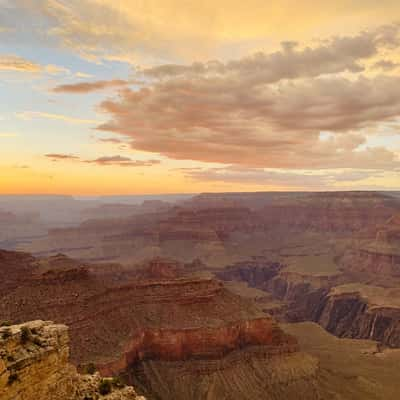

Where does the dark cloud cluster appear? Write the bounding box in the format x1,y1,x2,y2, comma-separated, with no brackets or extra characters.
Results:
45,153,79,161
86,155,160,167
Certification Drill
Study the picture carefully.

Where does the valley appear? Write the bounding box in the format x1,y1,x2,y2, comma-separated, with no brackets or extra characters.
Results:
2,191,400,399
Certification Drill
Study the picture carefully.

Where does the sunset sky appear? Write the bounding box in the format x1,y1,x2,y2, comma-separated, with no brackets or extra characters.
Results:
1,0,400,194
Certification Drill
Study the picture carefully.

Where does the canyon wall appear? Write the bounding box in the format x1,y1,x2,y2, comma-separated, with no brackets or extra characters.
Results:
99,317,298,376
317,292,400,346
219,259,400,347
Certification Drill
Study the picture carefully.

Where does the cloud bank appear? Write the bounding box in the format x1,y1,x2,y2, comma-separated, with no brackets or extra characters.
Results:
97,73,400,169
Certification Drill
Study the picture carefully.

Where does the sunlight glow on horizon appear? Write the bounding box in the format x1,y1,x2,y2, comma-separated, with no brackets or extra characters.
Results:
1,1,400,194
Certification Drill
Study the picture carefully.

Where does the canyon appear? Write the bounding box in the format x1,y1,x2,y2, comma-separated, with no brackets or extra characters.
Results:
0,252,318,399
20,191,399,266
217,208,400,348
2,191,400,399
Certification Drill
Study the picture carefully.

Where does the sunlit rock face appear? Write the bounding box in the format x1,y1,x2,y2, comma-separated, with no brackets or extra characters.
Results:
98,317,298,376
0,320,145,400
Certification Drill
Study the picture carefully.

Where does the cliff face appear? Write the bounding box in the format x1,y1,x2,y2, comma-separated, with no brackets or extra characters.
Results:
315,291,400,346
217,260,337,321
99,317,297,376
0,320,145,400
218,258,400,347
0,320,75,400
271,277,400,347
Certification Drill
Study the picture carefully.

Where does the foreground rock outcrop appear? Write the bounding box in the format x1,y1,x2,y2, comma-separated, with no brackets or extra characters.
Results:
0,320,145,400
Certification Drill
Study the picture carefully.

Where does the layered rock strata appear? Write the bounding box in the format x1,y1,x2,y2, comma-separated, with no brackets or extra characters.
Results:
218,258,400,347
99,317,298,376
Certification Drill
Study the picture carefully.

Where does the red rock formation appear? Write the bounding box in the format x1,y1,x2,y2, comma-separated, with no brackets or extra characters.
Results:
99,317,297,376
0,252,282,366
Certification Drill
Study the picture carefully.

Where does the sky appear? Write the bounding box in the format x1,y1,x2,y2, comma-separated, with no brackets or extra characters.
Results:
0,0,400,194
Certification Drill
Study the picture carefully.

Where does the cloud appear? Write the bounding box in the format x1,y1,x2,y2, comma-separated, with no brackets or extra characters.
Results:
5,1,400,65
373,59,400,71
45,153,79,161
75,72,93,78
44,153,160,167
0,54,69,75
0,55,41,73
184,166,384,189
97,73,400,169
86,155,160,167
89,24,400,171
52,79,130,93
143,24,400,83
16,111,98,124
44,64,70,75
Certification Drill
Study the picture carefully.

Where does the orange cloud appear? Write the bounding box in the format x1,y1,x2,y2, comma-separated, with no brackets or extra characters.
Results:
0,54,69,75
143,24,400,82
7,1,400,64
98,73,400,169
92,24,400,171
0,55,41,73
52,79,130,93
